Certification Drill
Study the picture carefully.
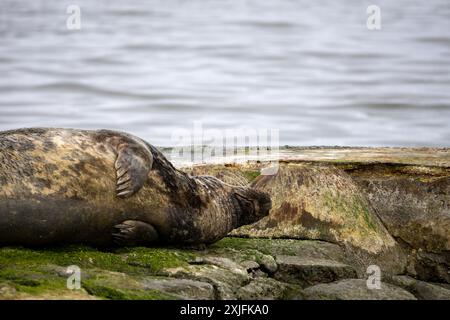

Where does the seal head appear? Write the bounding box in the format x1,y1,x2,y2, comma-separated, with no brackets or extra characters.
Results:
233,187,271,226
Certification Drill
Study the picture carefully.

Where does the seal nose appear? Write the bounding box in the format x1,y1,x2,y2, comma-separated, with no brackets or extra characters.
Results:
233,188,271,226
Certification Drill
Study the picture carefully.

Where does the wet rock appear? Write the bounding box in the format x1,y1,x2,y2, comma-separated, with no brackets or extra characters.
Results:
230,165,397,253
390,275,450,300
350,165,450,283
274,255,357,286
0,283,17,299
250,269,268,278
405,250,450,284
240,260,260,272
210,238,350,264
189,147,449,282
259,255,278,274
303,279,416,300
83,270,180,300
162,264,249,299
141,278,215,300
200,256,248,277
236,277,298,300
221,165,406,276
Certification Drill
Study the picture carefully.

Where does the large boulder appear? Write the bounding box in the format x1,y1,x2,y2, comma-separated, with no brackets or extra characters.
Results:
302,279,416,300
349,165,450,283
232,164,406,276
236,277,293,300
188,163,407,276
274,255,357,286
390,275,450,300
181,147,450,283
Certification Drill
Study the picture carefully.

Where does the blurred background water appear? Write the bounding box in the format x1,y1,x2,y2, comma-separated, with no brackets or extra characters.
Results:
0,0,449,146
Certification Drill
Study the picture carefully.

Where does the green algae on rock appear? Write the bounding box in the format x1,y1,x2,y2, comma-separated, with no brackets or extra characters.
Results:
0,236,447,300
0,237,355,300
0,245,198,300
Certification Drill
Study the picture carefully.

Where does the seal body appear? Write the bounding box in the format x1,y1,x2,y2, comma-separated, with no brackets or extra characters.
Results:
0,128,271,247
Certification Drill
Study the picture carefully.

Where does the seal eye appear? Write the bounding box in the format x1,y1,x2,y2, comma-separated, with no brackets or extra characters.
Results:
234,193,256,217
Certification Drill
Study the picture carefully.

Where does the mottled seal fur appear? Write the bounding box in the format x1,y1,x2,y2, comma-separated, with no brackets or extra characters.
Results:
0,128,271,247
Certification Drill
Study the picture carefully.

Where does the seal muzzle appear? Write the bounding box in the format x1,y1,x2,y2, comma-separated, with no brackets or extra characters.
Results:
233,188,271,226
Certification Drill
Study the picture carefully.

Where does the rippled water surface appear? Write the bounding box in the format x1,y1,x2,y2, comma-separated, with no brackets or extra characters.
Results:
1,0,449,146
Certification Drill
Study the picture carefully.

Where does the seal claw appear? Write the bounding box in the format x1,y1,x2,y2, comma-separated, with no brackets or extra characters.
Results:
117,175,131,186
116,182,131,192
113,220,159,246
117,168,127,179
117,190,133,198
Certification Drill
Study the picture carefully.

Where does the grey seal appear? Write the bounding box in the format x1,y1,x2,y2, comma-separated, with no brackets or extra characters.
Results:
0,128,271,247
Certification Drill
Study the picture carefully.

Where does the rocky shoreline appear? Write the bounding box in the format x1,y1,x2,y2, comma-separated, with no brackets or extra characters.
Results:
0,147,449,300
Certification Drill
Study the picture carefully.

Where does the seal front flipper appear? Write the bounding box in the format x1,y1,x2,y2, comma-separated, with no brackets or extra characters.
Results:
96,130,153,198
113,220,159,246
115,143,153,198
96,130,154,198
